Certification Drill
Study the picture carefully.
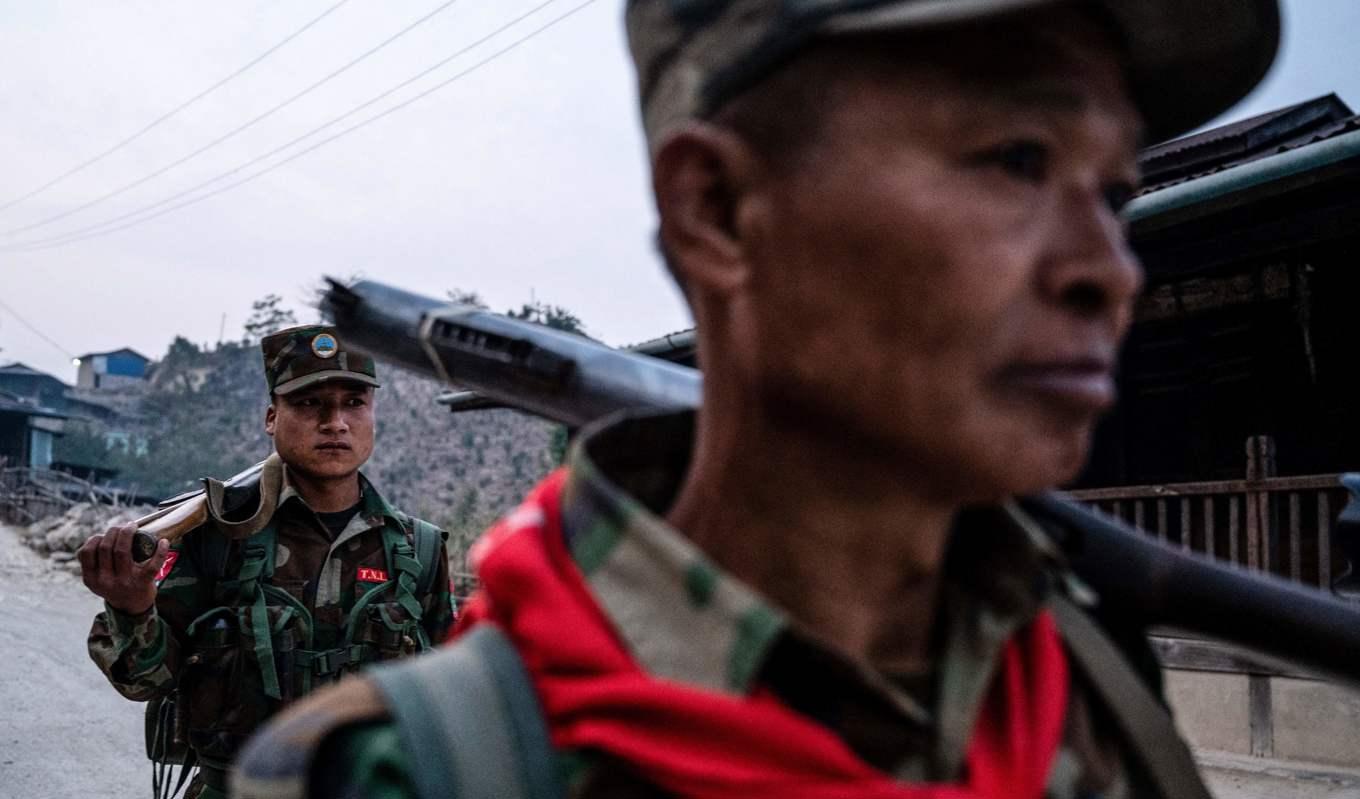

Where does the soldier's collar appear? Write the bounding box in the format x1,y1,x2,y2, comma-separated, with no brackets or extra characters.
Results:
560,410,1082,695
561,410,786,696
277,466,400,528
356,472,403,527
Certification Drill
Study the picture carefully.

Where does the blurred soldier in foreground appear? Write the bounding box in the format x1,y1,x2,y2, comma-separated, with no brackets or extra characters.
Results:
238,1,1279,798
80,326,455,799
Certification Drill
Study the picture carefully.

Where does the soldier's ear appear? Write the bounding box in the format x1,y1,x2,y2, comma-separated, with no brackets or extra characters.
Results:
265,403,277,437
652,121,761,298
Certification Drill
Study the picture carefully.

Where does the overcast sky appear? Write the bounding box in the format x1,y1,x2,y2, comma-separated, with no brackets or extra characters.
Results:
2,0,1358,382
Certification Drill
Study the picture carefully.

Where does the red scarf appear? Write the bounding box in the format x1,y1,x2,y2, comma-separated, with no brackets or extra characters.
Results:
457,470,1069,799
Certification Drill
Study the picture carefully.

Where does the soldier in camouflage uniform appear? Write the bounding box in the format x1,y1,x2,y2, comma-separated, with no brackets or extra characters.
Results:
237,2,1280,798
81,325,455,799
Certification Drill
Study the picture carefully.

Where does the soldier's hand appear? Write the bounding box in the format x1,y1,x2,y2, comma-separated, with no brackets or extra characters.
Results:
77,523,169,615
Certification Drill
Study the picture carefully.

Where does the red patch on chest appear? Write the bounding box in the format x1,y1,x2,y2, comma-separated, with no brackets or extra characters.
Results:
154,551,179,583
357,566,389,583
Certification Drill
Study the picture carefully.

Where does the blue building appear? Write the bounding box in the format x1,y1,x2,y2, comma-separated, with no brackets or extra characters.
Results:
74,348,150,390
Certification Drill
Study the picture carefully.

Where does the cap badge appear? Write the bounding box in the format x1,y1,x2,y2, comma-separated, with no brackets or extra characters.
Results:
311,333,339,359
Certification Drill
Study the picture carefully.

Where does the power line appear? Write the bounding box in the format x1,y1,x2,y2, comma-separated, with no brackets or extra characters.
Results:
0,0,354,218
2,0,596,254
2,0,464,239
0,297,76,359
1,0,562,253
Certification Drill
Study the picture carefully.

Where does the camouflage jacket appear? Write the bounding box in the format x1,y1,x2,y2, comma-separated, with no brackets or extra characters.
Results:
88,469,454,774
237,410,1178,799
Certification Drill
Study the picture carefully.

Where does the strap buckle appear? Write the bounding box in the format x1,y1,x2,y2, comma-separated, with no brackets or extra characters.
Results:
301,645,370,677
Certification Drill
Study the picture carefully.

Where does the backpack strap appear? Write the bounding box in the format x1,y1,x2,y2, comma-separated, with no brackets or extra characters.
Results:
368,624,565,799
412,517,442,597
394,512,443,598
237,524,284,701
1049,596,1212,799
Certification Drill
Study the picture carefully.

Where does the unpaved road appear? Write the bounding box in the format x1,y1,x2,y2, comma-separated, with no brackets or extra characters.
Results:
0,521,1354,798
0,522,144,798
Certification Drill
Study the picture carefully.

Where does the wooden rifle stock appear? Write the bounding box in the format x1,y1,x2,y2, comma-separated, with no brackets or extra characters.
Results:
128,455,283,562
129,500,210,562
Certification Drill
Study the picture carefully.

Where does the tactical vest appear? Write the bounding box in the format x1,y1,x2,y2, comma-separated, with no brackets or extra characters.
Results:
148,513,442,796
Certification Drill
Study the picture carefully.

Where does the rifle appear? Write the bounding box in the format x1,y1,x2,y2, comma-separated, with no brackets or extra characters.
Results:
322,278,1360,687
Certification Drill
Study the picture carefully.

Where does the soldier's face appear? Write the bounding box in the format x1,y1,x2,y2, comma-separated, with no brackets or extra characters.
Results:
266,382,376,481
716,12,1143,500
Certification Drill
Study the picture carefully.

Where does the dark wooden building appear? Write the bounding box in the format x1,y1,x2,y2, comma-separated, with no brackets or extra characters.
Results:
0,362,68,409
0,391,65,470
1080,94,1360,488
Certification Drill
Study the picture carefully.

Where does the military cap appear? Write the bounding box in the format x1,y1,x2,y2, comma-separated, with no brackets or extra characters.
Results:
260,325,380,396
626,0,1280,149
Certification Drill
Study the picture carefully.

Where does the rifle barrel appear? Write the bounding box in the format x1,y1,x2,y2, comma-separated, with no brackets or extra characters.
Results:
323,279,701,428
1029,494,1360,685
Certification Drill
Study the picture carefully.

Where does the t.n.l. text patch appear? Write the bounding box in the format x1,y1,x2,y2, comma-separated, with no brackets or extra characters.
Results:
357,566,388,583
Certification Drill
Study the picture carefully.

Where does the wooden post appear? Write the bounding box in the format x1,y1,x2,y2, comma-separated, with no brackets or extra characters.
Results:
1246,439,1261,571
1229,495,1241,565
1245,435,1277,573
1204,496,1216,560
1260,437,1277,574
1319,493,1332,589
1249,674,1274,758
1288,492,1302,583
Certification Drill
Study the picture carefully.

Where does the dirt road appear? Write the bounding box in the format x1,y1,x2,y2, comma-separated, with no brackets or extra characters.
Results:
0,522,144,798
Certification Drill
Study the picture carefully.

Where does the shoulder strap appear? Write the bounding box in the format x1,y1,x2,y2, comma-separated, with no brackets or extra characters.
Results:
238,523,284,700
411,517,442,597
200,525,233,580
368,625,564,799
1049,597,1212,799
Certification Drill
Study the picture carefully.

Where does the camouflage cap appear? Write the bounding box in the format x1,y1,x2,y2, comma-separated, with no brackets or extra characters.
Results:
260,325,380,396
626,0,1279,149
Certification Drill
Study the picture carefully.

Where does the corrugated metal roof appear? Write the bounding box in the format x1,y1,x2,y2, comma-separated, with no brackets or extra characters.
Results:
1127,125,1360,226
1141,97,1331,161
1138,94,1356,194
0,362,54,377
629,329,696,357
1135,116,1360,200
74,347,151,363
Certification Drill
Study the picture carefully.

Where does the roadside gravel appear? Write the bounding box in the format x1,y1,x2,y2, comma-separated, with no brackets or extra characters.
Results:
0,521,144,798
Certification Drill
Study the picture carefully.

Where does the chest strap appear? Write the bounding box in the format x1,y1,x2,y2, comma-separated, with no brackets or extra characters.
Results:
1050,597,1211,799
231,517,438,698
